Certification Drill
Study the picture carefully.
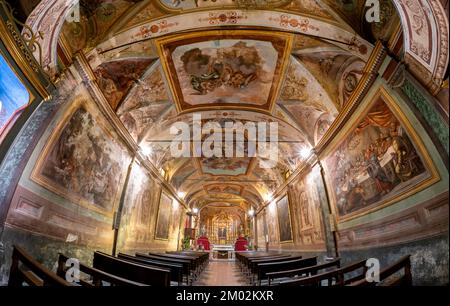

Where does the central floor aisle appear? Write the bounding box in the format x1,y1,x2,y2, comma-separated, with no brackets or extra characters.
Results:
194,260,247,286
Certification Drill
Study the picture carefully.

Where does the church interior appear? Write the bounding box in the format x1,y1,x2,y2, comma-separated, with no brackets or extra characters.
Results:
0,0,448,288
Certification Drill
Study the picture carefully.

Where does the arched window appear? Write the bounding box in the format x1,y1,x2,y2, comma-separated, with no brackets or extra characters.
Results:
0,53,30,142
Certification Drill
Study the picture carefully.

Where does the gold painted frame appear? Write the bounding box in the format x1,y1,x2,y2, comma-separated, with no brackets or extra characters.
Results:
322,86,440,223
0,10,52,100
156,29,293,114
276,194,294,244
154,189,174,241
0,48,35,105
30,96,129,217
203,183,244,196
195,157,255,177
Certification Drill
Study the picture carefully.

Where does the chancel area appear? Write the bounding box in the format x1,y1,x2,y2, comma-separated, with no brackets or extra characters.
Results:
0,0,448,287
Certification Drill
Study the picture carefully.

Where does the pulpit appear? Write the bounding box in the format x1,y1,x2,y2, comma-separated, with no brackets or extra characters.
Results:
235,237,248,251
197,236,210,251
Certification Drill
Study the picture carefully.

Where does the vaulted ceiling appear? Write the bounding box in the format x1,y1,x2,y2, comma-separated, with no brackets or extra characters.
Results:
59,0,401,212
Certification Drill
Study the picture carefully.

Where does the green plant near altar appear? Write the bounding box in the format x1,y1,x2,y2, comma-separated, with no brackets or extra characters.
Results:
182,237,191,250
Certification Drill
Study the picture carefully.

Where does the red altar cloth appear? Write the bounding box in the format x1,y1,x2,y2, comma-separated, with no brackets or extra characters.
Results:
197,236,210,251
234,237,248,251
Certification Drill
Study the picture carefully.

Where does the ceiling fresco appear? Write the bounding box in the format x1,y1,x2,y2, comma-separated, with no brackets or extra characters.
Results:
199,157,252,177
322,0,400,41
61,0,140,54
156,30,293,113
94,57,155,110
53,0,404,211
204,184,243,196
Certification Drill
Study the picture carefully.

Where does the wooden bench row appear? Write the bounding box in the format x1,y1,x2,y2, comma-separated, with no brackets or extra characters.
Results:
8,245,210,287
236,252,313,285
236,251,412,287
277,256,412,286
7,245,412,287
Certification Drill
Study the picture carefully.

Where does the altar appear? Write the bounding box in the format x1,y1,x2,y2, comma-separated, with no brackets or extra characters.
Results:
211,244,235,260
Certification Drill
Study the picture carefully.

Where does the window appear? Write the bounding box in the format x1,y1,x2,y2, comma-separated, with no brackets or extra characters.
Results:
0,53,30,141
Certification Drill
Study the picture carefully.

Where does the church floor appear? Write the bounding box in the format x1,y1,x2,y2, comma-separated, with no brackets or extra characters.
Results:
194,260,248,286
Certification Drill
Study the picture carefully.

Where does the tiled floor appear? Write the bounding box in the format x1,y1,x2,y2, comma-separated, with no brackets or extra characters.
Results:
194,260,248,286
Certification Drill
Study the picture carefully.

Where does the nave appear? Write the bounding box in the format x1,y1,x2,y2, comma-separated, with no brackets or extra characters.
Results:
9,245,412,287
0,0,448,289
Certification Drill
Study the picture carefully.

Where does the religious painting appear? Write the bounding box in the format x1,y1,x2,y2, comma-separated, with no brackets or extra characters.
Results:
288,167,326,246
200,157,251,176
256,213,266,248
94,58,154,110
0,53,30,138
267,204,279,244
31,98,129,216
120,163,157,247
324,88,439,221
155,191,173,240
117,66,171,141
169,200,183,239
157,30,293,112
159,0,291,10
276,195,293,243
170,161,197,190
205,184,243,196
159,0,235,10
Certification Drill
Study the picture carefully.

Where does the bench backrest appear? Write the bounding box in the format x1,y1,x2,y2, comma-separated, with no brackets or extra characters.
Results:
266,258,341,285
251,255,301,266
136,253,192,274
8,245,71,287
257,257,317,279
278,259,368,286
349,255,412,286
93,252,170,286
57,253,146,286
118,253,184,283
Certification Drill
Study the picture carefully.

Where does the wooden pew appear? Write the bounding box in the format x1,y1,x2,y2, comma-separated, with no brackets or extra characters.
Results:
118,253,184,285
236,252,276,269
8,245,71,287
235,252,275,266
159,252,206,281
167,251,209,270
278,259,368,286
57,253,147,286
93,252,170,286
237,253,291,274
266,258,341,285
136,253,194,283
250,255,301,275
243,255,297,282
166,251,209,266
255,257,317,286
149,252,201,277
349,255,412,286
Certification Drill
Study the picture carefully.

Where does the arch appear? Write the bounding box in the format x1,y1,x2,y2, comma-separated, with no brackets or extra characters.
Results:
392,0,449,94
25,0,79,76
25,1,449,94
